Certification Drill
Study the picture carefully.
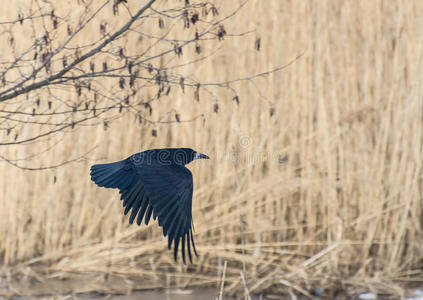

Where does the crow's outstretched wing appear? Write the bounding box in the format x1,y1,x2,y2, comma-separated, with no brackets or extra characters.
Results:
135,160,197,264
90,160,137,190
90,159,155,225
90,156,197,263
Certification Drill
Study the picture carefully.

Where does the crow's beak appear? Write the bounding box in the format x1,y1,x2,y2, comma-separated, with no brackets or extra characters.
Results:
194,152,210,160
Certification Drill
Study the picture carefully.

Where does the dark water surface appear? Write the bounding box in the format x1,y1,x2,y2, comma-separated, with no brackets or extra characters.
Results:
6,289,285,300
77,289,272,300
1,274,289,300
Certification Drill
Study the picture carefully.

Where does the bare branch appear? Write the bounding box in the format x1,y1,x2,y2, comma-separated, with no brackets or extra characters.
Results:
0,146,97,170
0,0,156,102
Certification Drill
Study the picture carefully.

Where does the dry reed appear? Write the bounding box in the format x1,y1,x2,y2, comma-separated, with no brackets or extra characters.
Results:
1,0,423,298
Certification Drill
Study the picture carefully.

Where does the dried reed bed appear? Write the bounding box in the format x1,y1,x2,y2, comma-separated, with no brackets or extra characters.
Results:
1,0,423,298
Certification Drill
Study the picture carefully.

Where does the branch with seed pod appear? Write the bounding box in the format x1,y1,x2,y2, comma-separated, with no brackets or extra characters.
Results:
0,0,301,170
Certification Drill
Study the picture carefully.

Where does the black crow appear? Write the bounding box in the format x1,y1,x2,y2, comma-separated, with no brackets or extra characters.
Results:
90,148,209,263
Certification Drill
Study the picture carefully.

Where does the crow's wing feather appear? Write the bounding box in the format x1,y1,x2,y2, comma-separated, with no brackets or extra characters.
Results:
118,179,153,226
134,159,196,263
90,160,137,190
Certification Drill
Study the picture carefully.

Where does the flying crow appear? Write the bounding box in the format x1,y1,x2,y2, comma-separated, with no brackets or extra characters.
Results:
90,148,209,263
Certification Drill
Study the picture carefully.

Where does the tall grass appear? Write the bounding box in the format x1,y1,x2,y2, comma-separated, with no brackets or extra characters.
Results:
1,0,423,297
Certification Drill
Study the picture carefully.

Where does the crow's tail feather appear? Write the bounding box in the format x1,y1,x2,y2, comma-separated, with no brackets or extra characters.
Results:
90,161,136,190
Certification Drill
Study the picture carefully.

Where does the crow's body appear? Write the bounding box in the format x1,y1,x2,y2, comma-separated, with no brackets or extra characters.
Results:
90,148,209,263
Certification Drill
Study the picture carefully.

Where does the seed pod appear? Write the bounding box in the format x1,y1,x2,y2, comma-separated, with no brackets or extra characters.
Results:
100,23,106,35
155,73,161,85
119,77,125,89
183,10,189,28
217,25,226,41
148,64,153,73
255,37,261,51
41,52,48,63
143,103,152,115
129,74,135,87
75,82,81,96
191,12,199,25
211,6,218,16
180,77,185,93
195,83,200,102
174,44,183,57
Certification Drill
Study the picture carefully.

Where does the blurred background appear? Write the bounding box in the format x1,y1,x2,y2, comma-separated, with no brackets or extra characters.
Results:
1,0,423,298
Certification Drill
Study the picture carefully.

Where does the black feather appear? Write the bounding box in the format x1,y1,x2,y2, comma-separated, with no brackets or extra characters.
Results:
144,205,153,225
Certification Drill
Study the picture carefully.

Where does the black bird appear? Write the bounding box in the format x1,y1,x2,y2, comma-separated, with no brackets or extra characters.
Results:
90,148,209,263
